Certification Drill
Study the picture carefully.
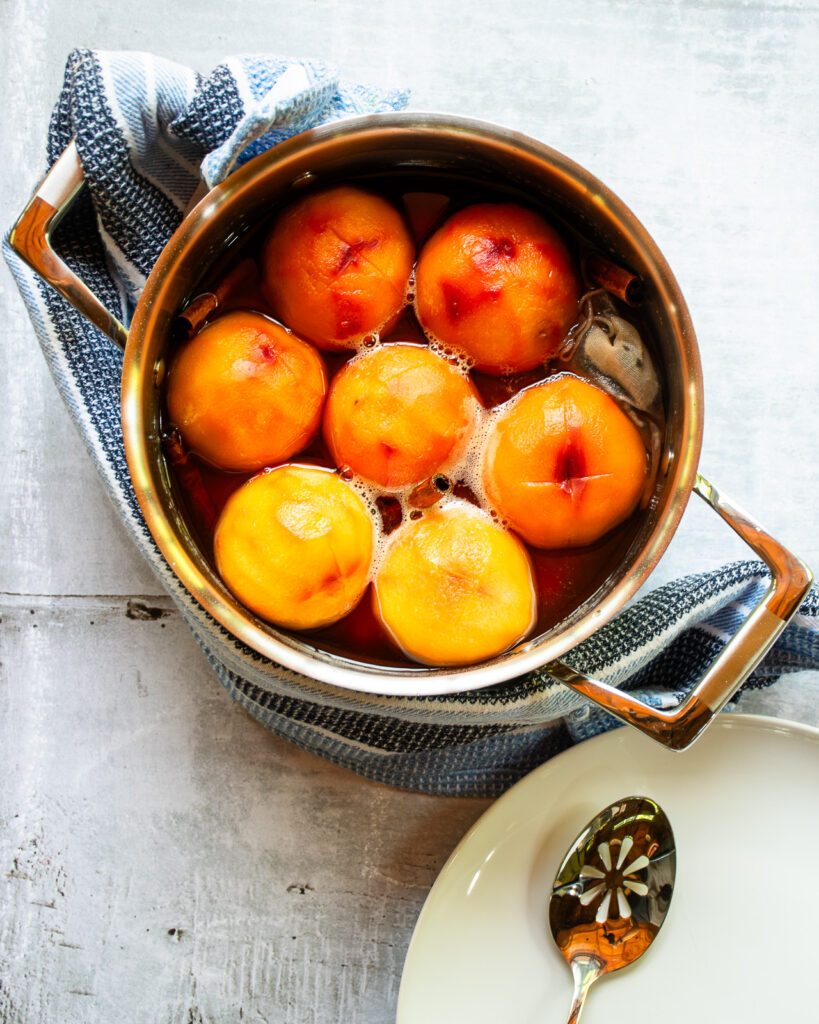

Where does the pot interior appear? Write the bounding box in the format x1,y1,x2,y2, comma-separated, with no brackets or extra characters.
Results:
124,115,703,694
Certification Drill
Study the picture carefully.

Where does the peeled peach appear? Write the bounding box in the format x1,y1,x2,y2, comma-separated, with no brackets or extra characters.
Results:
323,343,478,488
214,465,374,630
373,504,536,665
415,203,580,375
482,374,647,548
166,311,326,472
261,186,414,350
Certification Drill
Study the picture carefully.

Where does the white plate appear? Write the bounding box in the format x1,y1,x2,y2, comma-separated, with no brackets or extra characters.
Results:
398,714,819,1023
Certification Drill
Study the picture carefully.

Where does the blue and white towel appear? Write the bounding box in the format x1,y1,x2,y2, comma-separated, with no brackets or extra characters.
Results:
5,49,818,797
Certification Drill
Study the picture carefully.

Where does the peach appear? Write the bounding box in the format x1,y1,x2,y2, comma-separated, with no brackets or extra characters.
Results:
373,503,536,665
482,374,647,548
323,343,479,488
261,186,414,350
166,311,326,472
414,203,580,375
214,465,374,630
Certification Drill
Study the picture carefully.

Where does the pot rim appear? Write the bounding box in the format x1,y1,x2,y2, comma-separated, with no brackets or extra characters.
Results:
121,111,704,697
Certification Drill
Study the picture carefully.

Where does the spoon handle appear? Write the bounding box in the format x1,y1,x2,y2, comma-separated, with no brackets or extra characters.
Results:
564,956,603,1024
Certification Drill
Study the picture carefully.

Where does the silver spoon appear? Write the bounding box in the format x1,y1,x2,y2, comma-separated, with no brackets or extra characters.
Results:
549,796,676,1023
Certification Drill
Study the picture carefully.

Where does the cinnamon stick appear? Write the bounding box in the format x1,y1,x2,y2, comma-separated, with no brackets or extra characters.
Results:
585,254,644,306
175,258,258,338
408,474,450,510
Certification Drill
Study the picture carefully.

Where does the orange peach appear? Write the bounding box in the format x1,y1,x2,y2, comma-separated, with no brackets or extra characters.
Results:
166,311,326,472
323,343,479,488
373,503,536,665
261,186,414,350
415,203,580,375
482,374,647,548
214,465,373,630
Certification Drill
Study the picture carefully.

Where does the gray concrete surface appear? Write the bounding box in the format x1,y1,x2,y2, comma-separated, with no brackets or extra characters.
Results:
2,2,818,1021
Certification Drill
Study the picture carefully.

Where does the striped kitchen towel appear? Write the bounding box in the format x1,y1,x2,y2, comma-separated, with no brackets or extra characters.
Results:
5,49,818,797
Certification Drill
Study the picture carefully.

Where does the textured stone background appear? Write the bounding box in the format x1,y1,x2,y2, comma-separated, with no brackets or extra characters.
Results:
2,2,818,1021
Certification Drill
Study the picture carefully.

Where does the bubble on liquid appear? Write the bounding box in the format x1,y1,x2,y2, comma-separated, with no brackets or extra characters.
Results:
444,398,506,520
422,327,475,378
403,268,416,307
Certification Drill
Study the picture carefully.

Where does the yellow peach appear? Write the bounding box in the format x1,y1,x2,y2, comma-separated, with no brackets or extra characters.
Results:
214,465,373,630
415,203,580,374
323,343,479,488
166,311,326,472
482,374,647,548
373,503,536,665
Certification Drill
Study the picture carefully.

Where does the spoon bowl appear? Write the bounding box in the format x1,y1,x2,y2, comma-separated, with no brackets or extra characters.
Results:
549,795,676,1021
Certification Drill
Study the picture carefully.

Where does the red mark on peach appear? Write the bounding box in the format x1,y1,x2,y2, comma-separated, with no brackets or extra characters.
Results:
334,238,379,276
441,280,502,323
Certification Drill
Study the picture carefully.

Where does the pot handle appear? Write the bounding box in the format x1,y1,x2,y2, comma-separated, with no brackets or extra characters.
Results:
9,139,128,350
549,473,813,750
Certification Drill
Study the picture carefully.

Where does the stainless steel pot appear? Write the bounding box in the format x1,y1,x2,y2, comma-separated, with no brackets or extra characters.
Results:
11,113,812,750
